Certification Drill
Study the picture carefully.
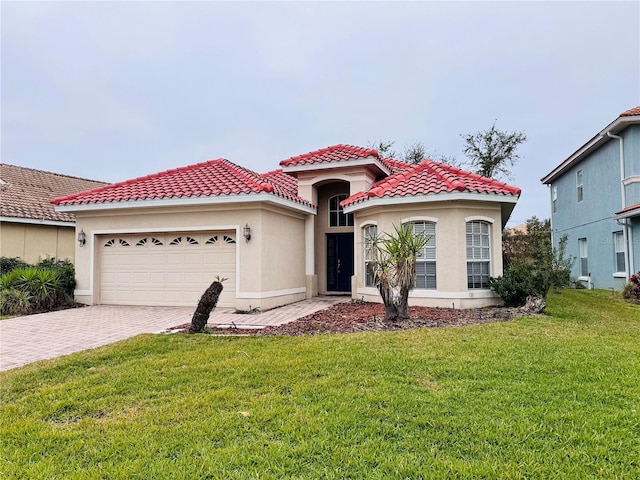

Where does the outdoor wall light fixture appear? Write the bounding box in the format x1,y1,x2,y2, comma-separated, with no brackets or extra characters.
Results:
78,229,87,247
243,224,252,242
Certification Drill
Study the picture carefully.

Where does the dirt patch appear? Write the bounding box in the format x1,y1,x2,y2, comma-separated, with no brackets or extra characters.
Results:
169,300,527,336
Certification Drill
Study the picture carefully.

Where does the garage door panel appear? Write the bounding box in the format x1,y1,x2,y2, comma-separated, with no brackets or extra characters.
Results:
99,231,237,307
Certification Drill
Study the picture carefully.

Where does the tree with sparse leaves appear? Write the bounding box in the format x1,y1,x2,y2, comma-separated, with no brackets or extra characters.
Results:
461,122,526,180
368,140,461,167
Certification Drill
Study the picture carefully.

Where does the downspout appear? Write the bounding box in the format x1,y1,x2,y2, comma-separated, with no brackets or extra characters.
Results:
608,132,631,277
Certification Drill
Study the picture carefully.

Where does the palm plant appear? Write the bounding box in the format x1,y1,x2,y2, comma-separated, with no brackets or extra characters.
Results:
0,267,60,312
365,224,430,320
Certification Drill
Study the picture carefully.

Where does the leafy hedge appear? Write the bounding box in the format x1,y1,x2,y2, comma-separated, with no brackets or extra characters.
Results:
0,257,76,316
622,272,640,303
490,217,574,307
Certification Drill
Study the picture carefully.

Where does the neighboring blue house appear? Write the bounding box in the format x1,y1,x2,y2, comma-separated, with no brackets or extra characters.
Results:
541,106,640,291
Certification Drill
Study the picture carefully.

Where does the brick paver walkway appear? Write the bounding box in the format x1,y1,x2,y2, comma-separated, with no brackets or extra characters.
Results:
0,296,346,371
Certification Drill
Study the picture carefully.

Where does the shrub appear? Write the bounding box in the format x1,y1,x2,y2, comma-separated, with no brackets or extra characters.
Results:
493,218,574,307
0,257,29,274
36,258,75,298
489,260,541,307
622,272,640,302
2,267,59,312
0,261,75,313
0,288,31,316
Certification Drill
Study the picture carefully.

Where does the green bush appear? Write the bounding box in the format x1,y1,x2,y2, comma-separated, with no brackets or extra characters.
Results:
0,288,31,316
493,218,574,307
0,257,29,274
622,271,640,302
0,257,76,314
489,261,541,307
36,258,75,298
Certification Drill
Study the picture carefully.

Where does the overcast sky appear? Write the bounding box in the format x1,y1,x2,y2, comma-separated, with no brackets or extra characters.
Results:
2,1,639,226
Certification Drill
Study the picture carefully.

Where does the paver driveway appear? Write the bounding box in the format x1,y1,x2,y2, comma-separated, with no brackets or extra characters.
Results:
0,297,346,371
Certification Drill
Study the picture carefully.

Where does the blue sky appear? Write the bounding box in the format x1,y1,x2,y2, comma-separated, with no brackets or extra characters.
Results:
2,1,638,226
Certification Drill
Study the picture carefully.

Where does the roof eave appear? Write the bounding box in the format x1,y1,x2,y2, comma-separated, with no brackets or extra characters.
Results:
281,156,391,177
54,192,317,215
615,207,640,219
343,191,519,214
541,114,640,184
0,216,75,227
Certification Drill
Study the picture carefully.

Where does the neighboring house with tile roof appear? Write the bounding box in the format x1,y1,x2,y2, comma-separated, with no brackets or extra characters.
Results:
53,144,520,310
541,107,640,290
0,164,107,264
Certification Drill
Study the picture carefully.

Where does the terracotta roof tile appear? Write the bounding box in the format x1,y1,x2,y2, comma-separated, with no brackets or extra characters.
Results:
280,144,379,167
620,106,640,117
342,160,521,208
53,159,312,208
0,164,107,223
615,202,640,216
260,169,314,206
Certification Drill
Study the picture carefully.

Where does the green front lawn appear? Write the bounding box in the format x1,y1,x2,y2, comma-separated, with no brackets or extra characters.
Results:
1,290,639,479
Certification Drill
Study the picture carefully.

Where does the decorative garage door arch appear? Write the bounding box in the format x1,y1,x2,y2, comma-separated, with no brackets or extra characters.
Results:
99,231,236,307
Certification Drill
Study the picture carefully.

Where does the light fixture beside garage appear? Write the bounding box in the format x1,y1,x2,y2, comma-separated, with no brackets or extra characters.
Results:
77,229,86,247
243,224,252,242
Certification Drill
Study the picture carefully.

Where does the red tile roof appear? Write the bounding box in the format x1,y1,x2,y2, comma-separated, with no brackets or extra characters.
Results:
620,106,640,117
341,160,521,208
0,164,107,223
280,144,379,167
52,159,312,207
615,202,640,216
260,169,305,204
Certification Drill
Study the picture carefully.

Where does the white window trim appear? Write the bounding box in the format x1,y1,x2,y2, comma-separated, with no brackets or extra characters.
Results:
363,224,378,287
466,220,491,289
464,215,495,224
406,220,437,290
401,216,438,224
578,237,588,277
613,231,626,274
328,193,353,228
576,169,584,203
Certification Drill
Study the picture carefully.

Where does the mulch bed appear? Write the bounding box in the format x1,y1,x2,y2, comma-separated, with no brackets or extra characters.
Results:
168,300,526,336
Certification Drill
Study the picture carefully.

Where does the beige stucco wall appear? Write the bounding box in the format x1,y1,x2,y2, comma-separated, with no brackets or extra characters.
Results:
0,222,75,264
72,202,307,311
352,200,505,309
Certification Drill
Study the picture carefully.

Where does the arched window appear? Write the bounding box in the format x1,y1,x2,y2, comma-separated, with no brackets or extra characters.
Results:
466,221,490,288
329,194,354,227
409,221,436,289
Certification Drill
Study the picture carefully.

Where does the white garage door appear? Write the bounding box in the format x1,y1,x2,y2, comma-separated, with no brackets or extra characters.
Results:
99,231,236,307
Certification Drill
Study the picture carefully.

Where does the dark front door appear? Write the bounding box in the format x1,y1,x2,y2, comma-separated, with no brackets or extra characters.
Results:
327,233,354,292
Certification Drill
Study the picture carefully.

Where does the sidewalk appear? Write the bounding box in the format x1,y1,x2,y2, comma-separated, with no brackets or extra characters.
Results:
0,296,346,371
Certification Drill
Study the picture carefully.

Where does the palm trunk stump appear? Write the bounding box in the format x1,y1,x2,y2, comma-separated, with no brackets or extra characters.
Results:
189,281,224,333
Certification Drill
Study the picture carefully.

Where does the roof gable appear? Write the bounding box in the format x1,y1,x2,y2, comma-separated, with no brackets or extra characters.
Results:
279,144,379,168
53,159,313,209
0,164,107,224
342,160,521,208
542,106,640,184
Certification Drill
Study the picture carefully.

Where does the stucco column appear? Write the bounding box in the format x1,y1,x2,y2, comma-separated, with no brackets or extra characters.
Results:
305,214,318,297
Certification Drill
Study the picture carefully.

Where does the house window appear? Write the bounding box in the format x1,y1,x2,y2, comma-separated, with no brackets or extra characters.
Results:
576,170,583,203
329,194,354,227
579,238,588,277
363,225,377,287
411,221,436,289
614,232,625,274
466,221,490,289
552,185,558,214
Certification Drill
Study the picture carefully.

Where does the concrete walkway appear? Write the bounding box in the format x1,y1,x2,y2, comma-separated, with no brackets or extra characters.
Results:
0,296,347,371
